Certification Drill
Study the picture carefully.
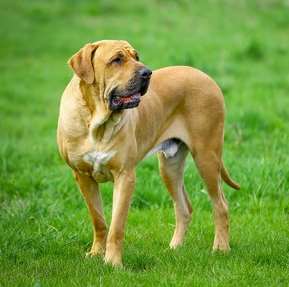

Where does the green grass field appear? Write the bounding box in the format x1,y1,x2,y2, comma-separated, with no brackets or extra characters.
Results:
1,0,289,286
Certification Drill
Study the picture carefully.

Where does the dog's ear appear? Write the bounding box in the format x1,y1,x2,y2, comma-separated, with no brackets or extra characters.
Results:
68,43,98,84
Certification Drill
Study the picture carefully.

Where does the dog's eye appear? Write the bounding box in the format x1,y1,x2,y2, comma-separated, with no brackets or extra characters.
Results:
112,57,122,65
135,54,139,61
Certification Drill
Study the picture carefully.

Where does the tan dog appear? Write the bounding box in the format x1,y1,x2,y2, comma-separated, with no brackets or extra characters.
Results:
57,40,240,266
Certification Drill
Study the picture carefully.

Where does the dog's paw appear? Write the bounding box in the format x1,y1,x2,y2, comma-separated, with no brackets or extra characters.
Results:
212,238,230,252
85,243,105,258
104,246,123,267
85,250,102,258
104,255,123,267
169,237,183,249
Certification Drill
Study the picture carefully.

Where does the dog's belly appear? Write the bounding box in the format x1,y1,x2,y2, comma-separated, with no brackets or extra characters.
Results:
145,138,182,159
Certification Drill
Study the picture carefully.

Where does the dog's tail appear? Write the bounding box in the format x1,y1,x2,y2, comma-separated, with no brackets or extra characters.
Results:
221,161,240,190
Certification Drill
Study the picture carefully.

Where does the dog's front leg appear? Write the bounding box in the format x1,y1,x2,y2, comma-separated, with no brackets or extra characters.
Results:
104,170,135,266
74,171,107,256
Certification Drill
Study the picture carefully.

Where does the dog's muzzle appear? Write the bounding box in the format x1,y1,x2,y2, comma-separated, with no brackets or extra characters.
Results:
109,67,152,111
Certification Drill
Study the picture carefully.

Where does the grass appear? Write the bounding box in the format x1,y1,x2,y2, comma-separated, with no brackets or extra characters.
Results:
1,0,289,286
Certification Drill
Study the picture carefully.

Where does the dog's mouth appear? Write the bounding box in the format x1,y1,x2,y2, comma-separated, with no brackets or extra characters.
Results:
109,77,150,111
110,92,141,110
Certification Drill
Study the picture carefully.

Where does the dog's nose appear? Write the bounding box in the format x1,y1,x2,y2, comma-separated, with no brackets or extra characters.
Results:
139,67,152,79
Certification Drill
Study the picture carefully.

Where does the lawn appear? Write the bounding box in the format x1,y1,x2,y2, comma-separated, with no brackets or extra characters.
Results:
1,0,289,286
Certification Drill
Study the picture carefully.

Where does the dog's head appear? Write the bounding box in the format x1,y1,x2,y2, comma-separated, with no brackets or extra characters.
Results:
68,40,151,111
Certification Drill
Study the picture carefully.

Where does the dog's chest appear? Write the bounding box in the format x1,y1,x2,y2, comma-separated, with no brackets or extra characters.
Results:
79,150,115,182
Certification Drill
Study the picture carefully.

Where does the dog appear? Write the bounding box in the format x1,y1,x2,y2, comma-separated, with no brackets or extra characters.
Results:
57,40,240,266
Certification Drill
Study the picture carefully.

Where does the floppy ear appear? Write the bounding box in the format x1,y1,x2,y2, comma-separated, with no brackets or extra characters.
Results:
68,43,98,84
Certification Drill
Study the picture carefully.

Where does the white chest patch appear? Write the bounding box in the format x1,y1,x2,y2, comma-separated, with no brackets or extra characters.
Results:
83,150,116,181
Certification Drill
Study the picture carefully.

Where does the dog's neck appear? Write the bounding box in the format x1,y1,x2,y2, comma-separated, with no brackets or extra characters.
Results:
80,80,125,144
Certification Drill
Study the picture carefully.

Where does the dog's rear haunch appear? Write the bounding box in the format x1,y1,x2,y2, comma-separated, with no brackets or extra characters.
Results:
57,40,240,266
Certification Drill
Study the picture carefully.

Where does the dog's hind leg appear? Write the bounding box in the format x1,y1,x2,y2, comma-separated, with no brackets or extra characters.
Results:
74,171,107,256
193,148,230,251
158,143,192,249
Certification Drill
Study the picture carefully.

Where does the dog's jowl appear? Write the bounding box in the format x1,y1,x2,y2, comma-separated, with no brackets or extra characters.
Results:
57,40,240,266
